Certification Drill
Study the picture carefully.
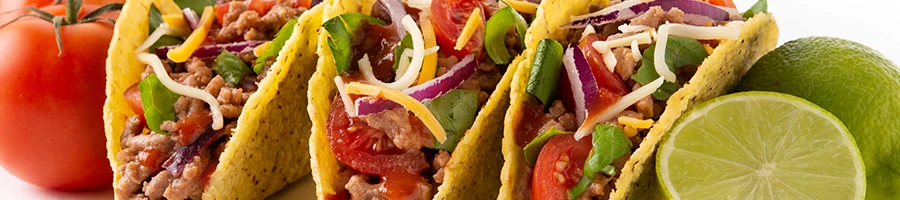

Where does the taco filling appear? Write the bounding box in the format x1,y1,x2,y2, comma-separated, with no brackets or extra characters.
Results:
514,0,764,199
322,0,533,198
114,0,315,199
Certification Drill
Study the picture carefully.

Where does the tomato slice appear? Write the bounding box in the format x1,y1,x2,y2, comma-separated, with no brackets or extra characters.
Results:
532,134,593,200
705,0,736,8
381,171,430,199
326,97,430,175
248,0,277,15
430,0,487,57
174,108,213,145
292,0,314,9
579,34,630,97
216,2,231,26
124,83,144,116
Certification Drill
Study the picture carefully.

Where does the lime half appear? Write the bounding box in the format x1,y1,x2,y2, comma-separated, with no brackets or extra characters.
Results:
657,92,865,200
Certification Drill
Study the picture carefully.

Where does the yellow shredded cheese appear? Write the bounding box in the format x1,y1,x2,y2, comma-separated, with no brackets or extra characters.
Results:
703,43,715,55
417,13,439,85
167,6,215,63
162,14,189,30
506,0,538,14
623,126,638,137
455,7,483,51
254,41,273,57
344,82,447,143
618,116,653,129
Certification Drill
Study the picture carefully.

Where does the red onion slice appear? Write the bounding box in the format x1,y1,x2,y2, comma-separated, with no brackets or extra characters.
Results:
562,0,733,28
163,126,224,176
562,44,599,124
356,55,477,116
155,40,266,60
183,8,200,30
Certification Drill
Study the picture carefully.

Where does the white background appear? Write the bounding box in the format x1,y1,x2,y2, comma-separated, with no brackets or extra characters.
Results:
2,0,898,199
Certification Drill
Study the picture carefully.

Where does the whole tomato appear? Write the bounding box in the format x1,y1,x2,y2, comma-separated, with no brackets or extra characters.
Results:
0,0,125,11
0,2,118,190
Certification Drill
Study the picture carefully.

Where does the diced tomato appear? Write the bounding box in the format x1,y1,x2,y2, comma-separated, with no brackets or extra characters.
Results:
124,83,144,116
532,134,593,200
705,0,736,8
515,102,549,147
326,97,430,175
382,171,430,199
138,148,164,169
579,34,630,97
248,0,277,15
431,0,487,57
216,2,231,26
175,109,213,145
292,0,313,9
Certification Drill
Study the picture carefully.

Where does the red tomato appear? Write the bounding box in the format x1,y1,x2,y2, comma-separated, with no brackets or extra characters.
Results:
0,0,125,11
705,0,736,8
124,83,144,116
292,0,314,9
430,0,487,57
381,171,430,199
0,4,115,190
217,0,290,26
174,109,213,146
532,134,593,200
326,97,430,175
216,3,231,26
579,34,630,96
248,0,277,16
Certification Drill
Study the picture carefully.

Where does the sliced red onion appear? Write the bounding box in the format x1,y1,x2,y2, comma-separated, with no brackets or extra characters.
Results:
155,40,266,59
163,126,224,176
355,55,477,116
561,0,733,28
183,8,200,30
562,44,599,124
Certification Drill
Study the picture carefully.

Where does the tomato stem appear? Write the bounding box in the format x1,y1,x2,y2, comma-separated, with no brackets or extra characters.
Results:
0,0,122,57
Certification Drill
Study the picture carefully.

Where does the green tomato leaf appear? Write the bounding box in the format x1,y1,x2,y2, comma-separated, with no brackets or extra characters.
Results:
485,6,528,64
426,89,480,152
323,13,387,74
173,0,215,16
392,33,413,71
214,51,250,85
139,74,181,135
631,36,708,100
743,0,768,19
526,39,565,108
566,124,632,199
522,128,570,166
254,18,298,74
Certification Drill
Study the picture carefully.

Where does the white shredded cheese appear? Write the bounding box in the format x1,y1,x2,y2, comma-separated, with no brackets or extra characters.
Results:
406,0,432,10
654,23,742,82
135,53,224,130
424,46,439,55
136,24,171,53
570,0,642,22
574,77,664,139
334,76,357,117
591,32,652,51
357,15,426,90
580,25,596,40
395,49,413,81
618,23,651,33
631,40,642,61
602,47,617,72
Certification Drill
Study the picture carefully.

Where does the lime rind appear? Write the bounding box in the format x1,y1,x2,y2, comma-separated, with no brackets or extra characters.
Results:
657,91,865,200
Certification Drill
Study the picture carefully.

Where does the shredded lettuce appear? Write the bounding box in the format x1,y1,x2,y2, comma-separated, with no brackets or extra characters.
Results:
214,51,251,85
632,36,708,100
254,18,298,74
392,33,413,70
426,89,479,152
484,5,528,64
566,124,632,199
323,13,387,74
526,39,565,107
139,74,181,135
522,128,570,166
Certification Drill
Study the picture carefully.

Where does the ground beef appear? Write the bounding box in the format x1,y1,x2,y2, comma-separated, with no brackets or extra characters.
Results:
360,108,435,151
115,116,176,200
538,101,578,133
437,55,500,106
432,151,451,184
612,47,637,81
164,156,207,200
214,1,304,43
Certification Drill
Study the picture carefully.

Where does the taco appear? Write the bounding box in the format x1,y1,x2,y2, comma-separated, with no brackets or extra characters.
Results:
103,0,323,199
307,0,538,198
499,0,779,199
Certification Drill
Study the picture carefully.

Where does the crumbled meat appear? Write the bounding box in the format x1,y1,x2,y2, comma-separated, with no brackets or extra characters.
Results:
612,47,637,81
164,156,206,200
432,151,451,184
538,101,578,133
173,58,213,88
216,85,245,118
143,170,173,199
505,27,521,55
576,174,613,200
215,1,304,42
633,83,655,118
206,76,225,97
630,6,667,28
666,7,684,24
360,109,435,151
436,56,459,76
116,116,177,200
346,174,431,200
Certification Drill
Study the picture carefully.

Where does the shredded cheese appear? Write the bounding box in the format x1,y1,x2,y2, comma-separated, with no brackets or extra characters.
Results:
455,8,483,50
395,49,413,81
162,14,189,30
167,6,215,63
344,82,447,143
417,13,439,85
631,40,642,61
358,16,426,90
407,0,432,10
618,116,653,129
623,126,638,137
591,32,652,51
601,47,617,73
506,0,538,14
575,77,663,139
580,25,596,40
618,23,651,33
334,77,357,117
703,43,715,55
136,53,224,130
654,23,742,82
136,24,172,53
254,41,272,57
570,0,641,22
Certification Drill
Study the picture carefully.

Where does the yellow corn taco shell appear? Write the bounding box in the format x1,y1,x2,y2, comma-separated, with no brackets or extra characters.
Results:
103,1,324,199
499,0,779,199
308,0,519,199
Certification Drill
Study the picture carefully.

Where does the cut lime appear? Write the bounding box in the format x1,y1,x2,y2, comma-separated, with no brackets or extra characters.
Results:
657,92,865,200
